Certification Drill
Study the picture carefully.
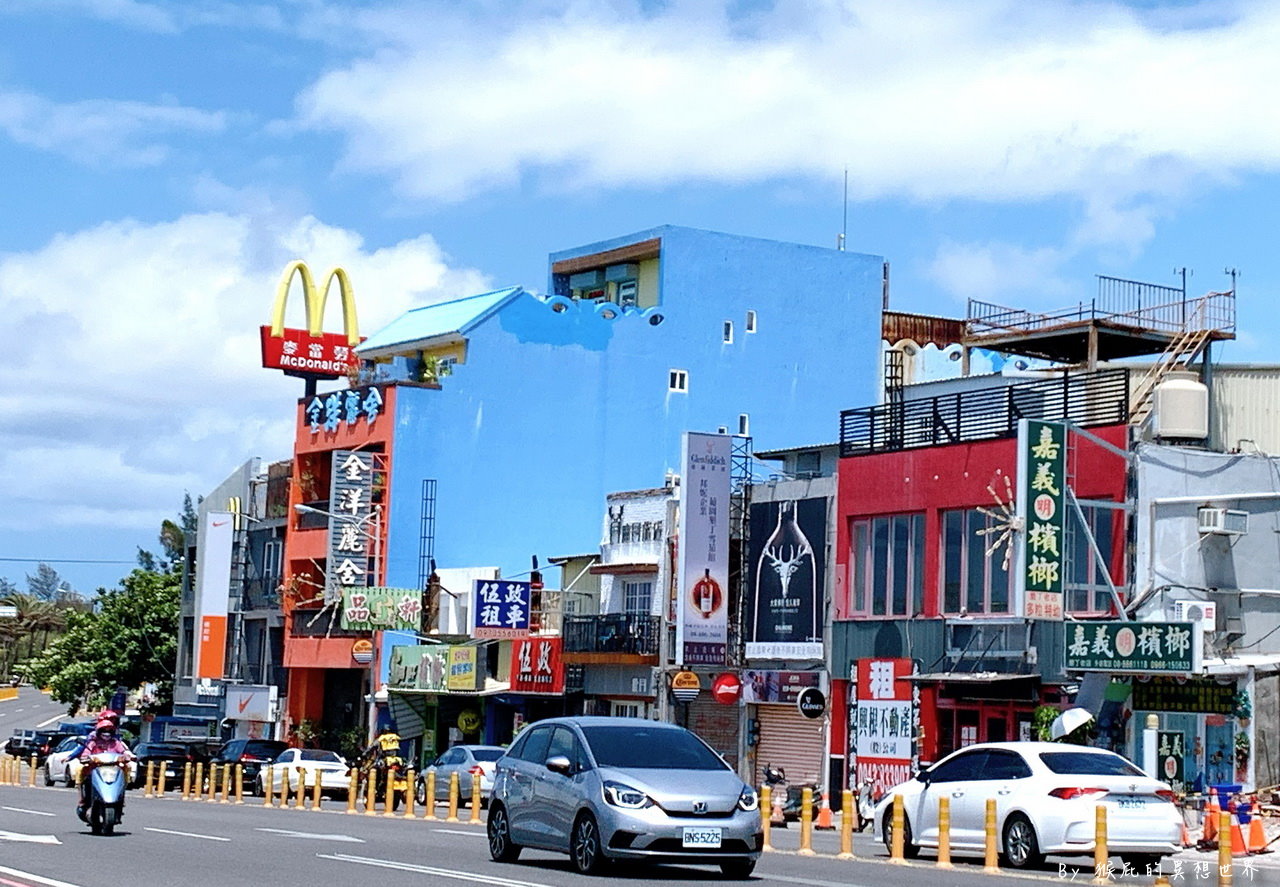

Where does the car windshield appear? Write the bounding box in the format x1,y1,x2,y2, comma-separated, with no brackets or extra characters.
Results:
1039,751,1144,777
580,726,728,771
472,749,504,762
298,750,343,764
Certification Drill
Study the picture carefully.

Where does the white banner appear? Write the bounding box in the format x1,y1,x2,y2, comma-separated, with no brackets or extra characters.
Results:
194,511,234,680
676,432,732,667
224,685,276,722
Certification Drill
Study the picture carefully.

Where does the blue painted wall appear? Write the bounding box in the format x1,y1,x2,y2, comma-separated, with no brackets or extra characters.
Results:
382,226,883,586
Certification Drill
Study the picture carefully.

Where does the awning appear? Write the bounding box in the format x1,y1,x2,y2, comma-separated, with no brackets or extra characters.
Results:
907,672,1038,683
587,562,658,576
387,678,511,697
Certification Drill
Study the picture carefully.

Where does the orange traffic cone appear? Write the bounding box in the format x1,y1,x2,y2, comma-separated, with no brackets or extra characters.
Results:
1230,810,1248,857
1248,814,1267,853
1180,818,1193,849
1204,788,1220,843
771,791,786,827
816,793,833,830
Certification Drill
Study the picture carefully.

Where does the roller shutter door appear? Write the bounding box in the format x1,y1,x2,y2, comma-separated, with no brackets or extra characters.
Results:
755,705,824,787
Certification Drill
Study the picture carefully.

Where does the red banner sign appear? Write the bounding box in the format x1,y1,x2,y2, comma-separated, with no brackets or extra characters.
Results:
850,658,917,801
510,638,564,695
260,326,362,378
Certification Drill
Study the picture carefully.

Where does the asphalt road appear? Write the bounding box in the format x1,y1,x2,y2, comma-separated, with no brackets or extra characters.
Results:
0,686,72,734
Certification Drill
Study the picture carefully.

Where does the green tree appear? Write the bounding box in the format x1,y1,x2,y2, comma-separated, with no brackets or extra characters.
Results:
26,563,63,601
23,568,180,711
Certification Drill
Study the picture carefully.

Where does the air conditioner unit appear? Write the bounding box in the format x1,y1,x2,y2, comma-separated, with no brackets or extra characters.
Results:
1174,600,1217,630
1197,506,1248,536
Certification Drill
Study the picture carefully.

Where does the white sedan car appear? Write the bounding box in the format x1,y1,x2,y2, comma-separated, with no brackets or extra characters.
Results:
43,736,84,787
258,748,352,798
874,742,1181,870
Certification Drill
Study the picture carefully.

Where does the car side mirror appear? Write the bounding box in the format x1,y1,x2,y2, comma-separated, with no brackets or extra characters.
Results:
545,755,572,775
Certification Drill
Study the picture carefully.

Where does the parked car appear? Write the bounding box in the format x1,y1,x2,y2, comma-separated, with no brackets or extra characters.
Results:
44,736,86,786
258,748,352,798
488,716,761,878
5,729,36,758
128,742,191,788
874,742,1182,870
210,739,288,789
33,731,80,764
418,745,505,806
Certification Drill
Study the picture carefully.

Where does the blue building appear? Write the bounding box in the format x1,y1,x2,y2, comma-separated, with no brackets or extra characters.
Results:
355,225,885,587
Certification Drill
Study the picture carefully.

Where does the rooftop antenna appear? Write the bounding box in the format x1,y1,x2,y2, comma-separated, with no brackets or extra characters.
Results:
836,167,848,251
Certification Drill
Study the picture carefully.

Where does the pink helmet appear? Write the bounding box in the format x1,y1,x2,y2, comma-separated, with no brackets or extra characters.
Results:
95,719,115,732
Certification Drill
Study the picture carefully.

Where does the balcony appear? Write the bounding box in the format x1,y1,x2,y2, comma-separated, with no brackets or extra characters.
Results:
840,368,1128,457
563,614,660,664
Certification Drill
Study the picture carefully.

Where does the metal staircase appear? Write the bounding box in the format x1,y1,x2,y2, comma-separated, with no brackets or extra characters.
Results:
1128,294,1226,423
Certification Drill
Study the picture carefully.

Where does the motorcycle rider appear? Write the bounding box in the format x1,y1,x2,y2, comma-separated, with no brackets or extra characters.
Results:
357,723,404,799
69,719,133,821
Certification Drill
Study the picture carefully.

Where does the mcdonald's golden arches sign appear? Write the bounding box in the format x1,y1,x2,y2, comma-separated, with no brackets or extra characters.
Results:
259,261,363,378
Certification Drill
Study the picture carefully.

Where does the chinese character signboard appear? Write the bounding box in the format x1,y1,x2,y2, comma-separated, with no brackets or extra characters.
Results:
1158,730,1186,793
261,326,360,377
388,645,449,692
1132,676,1237,714
676,432,732,666
325,450,377,602
472,580,531,638
1017,419,1066,620
339,587,422,631
306,385,386,435
510,638,564,694
447,646,480,692
745,498,826,660
1064,621,1201,674
849,658,918,799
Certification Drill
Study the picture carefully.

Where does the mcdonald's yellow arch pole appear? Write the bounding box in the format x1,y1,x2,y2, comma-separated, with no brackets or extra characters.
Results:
260,261,363,380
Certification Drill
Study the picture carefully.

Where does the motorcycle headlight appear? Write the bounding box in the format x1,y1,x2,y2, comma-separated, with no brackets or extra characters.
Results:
738,786,759,812
603,780,652,809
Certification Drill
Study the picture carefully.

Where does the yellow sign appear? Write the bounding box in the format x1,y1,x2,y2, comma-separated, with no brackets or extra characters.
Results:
270,260,360,345
457,709,482,734
446,646,479,692
671,670,701,702
351,638,374,665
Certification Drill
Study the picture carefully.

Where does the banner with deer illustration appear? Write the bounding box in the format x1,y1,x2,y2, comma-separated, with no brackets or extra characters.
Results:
745,497,827,660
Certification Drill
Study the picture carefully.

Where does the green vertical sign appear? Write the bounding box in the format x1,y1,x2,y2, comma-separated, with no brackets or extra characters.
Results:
1020,419,1066,620
1158,730,1186,793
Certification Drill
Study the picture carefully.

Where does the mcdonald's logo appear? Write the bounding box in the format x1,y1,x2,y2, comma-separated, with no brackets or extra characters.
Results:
259,260,364,379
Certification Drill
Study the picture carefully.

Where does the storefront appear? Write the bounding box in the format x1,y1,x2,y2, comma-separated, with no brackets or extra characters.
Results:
745,669,825,786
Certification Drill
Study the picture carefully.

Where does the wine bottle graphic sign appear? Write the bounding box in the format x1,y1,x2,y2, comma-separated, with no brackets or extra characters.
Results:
745,497,826,660
676,432,733,666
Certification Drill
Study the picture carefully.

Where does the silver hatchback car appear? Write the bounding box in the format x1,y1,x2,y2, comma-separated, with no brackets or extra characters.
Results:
487,716,762,877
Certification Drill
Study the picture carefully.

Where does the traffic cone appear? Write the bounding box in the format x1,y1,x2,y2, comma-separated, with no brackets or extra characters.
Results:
816,793,833,830
771,790,786,827
1180,817,1193,849
1247,797,1269,854
1204,788,1220,843
1230,810,1248,857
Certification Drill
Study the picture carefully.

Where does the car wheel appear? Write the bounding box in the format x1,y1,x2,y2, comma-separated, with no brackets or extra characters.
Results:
720,859,756,879
43,765,53,787
487,804,522,863
416,781,427,806
571,812,607,874
65,770,74,788
1121,854,1163,874
1002,814,1044,870
882,810,920,859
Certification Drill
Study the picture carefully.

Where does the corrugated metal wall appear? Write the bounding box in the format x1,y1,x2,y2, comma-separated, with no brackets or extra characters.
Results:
1210,367,1280,455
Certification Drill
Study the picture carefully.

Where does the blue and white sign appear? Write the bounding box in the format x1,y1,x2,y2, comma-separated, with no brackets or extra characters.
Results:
472,579,531,638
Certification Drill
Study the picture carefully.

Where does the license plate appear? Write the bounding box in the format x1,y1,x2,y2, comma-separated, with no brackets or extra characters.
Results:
1117,797,1146,809
682,827,722,849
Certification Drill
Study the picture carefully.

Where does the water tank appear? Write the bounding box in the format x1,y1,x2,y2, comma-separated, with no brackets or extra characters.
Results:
1153,370,1209,439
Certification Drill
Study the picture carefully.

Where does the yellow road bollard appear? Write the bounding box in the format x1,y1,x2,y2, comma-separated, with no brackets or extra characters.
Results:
345,769,358,814
206,763,218,802
220,763,231,803
194,762,204,802
937,795,952,869
157,760,169,797
424,771,437,820
470,771,483,824
363,770,376,816
28,755,36,787
403,770,416,819
889,794,906,864
279,765,291,808
1091,805,1109,885
447,771,460,822
984,798,999,874
295,769,306,810
384,770,400,818
235,764,244,804
182,762,192,799
312,770,323,811
1218,809,1233,887
798,786,815,855
760,786,773,852
144,761,155,797
837,788,854,859
264,765,275,807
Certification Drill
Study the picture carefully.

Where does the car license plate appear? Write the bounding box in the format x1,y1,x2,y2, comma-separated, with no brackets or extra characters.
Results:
682,827,722,849
1117,797,1146,809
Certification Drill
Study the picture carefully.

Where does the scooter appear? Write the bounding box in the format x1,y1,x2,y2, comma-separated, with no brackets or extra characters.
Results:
77,752,130,835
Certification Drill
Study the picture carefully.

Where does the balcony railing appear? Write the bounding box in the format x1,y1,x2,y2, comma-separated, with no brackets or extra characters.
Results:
839,369,1129,456
563,614,660,656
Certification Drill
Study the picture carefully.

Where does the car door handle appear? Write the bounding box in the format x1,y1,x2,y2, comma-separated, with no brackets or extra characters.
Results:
997,789,1011,795
951,791,964,797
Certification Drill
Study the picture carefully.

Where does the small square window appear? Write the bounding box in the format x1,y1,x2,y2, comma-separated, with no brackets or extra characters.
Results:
723,321,733,344
746,310,757,333
669,369,688,392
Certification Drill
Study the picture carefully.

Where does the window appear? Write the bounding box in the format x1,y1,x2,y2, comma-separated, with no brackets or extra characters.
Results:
263,540,282,581
513,726,552,763
581,726,727,771
848,513,925,616
983,750,1033,780
723,321,734,344
940,508,1011,615
1039,750,1143,777
546,726,589,773
746,310,757,333
668,369,688,392
795,450,821,477
622,580,653,615
925,750,984,783
1066,503,1122,615
611,702,643,718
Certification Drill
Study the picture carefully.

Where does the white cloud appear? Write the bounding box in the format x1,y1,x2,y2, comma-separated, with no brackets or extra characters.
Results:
0,212,490,534
927,239,1071,307
294,0,1280,218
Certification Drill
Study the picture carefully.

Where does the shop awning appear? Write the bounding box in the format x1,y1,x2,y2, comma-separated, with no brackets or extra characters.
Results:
907,671,1038,683
587,562,658,576
1200,653,1280,676
387,678,511,697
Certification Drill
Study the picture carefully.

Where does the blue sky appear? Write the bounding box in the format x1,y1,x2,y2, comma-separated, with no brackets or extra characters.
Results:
1,0,1275,594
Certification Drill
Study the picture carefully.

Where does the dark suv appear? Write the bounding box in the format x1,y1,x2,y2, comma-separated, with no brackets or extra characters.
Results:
209,739,288,786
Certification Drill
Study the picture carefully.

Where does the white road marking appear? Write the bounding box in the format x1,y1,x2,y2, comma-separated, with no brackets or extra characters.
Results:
145,827,230,842
35,715,63,728
256,827,365,843
0,829,60,845
433,828,486,837
0,866,79,887
317,853,555,887
1,806,56,817
761,874,874,887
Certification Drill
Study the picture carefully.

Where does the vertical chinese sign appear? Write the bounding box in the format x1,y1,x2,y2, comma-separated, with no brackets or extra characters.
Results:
676,432,732,666
510,638,564,694
1017,419,1066,620
471,579,531,638
327,450,375,602
195,511,234,680
848,658,918,799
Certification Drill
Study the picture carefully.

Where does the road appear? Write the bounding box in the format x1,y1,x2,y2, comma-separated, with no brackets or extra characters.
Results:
0,685,72,733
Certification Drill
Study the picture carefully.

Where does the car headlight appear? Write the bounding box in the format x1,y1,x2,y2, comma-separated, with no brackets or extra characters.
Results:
603,780,652,809
738,786,759,812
